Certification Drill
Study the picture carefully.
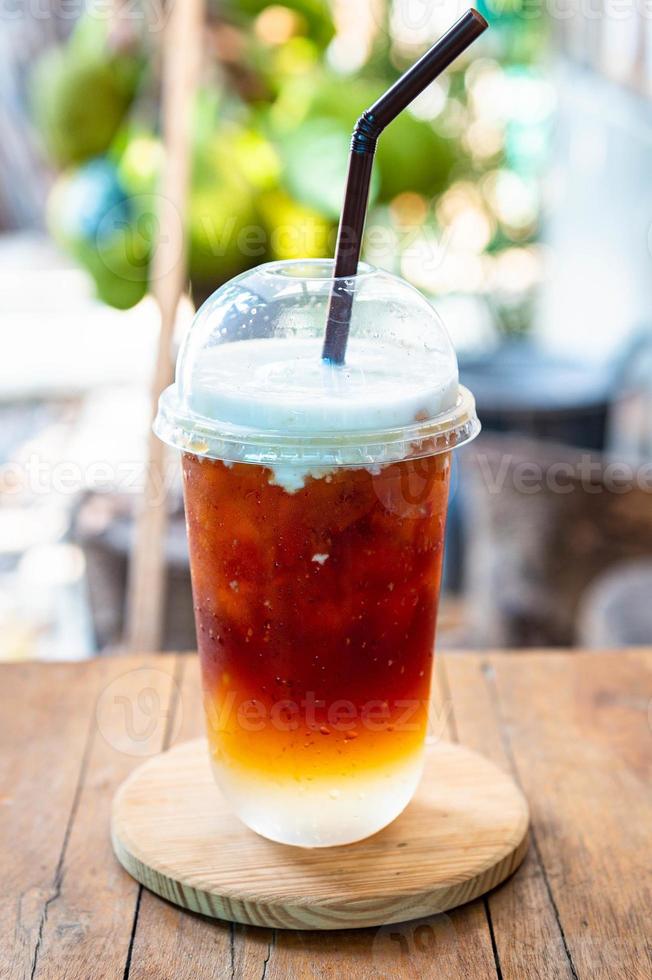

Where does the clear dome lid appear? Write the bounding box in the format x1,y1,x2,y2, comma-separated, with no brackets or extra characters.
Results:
154,260,480,468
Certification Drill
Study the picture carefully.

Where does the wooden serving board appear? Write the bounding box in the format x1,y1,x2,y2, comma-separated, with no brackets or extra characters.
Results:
111,737,529,930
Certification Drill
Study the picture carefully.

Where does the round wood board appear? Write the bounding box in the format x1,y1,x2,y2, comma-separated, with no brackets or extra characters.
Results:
111,738,529,930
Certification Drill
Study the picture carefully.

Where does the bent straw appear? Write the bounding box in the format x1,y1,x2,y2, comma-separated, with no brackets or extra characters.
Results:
322,8,488,364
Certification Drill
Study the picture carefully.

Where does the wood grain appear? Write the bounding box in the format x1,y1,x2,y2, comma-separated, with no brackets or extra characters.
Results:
130,655,503,979
0,661,98,979
490,650,652,980
125,657,266,980
30,657,180,980
111,734,529,930
2,650,650,979
443,654,577,979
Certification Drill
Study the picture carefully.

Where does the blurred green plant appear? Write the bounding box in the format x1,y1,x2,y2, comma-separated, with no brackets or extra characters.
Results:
30,14,144,168
48,157,151,308
32,0,550,323
223,0,335,49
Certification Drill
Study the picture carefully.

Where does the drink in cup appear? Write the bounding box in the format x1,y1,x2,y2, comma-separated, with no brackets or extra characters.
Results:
155,260,480,846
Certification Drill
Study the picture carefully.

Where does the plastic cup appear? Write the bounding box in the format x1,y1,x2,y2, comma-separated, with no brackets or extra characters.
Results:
155,259,480,847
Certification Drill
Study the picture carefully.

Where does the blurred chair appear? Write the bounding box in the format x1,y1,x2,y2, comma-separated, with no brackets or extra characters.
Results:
445,339,617,593
460,435,652,648
460,338,615,450
577,560,652,648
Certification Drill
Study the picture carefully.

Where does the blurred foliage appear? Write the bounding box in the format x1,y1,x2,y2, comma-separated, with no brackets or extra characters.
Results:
30,15,143,168
31,0,551,321
47,157,150,308
222,0,336,48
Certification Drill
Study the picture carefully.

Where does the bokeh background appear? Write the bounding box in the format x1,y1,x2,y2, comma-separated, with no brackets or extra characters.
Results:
2,0,652,659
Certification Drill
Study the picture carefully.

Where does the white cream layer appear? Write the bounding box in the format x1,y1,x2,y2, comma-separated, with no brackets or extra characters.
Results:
186,337,458,491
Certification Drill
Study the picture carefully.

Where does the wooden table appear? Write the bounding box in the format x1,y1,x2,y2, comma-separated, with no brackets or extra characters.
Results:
3,650,650,979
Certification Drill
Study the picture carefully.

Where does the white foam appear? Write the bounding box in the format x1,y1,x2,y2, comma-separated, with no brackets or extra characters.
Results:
185,337,458,491
188,337,457,433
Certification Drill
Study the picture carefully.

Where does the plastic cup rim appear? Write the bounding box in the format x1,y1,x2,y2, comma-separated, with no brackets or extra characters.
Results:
154,383,481,464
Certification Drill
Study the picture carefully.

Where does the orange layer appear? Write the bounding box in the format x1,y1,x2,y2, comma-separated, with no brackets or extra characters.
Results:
202,685,431,778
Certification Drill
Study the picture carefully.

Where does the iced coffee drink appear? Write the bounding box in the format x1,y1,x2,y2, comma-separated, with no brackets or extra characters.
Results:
155,261,479,846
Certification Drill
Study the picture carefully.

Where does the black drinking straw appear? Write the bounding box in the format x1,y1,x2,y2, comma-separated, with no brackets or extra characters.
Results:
322,8,488,364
